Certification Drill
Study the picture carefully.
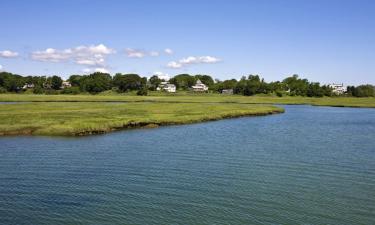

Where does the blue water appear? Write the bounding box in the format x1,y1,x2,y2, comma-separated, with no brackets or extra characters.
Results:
1,105,375,225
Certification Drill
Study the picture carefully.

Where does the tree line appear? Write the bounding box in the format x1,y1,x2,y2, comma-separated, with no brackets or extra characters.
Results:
0,71,374,97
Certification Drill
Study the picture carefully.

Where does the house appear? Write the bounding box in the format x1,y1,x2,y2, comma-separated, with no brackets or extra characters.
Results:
157,82,176,93
163,83,176,93
192,79,208,92
22,83,35,89
61,81,72,89
221,89,233,94
329,83,346,95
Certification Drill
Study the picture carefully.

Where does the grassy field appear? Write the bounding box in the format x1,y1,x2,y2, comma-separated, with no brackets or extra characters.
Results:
1,93,374,136
0,93,375,107
0,102,283,136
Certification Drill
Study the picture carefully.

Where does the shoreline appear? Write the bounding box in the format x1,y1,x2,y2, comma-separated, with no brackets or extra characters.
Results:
73,109,283,136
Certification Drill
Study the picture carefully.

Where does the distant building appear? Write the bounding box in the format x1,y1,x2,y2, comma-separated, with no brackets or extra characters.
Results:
157,82,176,92
22,83,35,89
61,81,72,89
192,79,208,92
329,83,346,95
221,89,233,94
163,84,176,93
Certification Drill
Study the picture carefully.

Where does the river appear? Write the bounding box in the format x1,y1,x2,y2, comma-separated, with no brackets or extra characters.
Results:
1,105,374,224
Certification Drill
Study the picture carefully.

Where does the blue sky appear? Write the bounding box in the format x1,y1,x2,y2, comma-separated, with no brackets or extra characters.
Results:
0,0,374,85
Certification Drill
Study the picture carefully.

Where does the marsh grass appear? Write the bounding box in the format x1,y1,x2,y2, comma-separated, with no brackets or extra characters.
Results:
0,94,374,108
0,102,283,136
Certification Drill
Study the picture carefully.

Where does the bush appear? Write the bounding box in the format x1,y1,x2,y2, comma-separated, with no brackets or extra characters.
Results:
44,89,59,95
136,88,148,96
276,91,283,97
61,87,80,95
33,86,44,94
0,87,7,93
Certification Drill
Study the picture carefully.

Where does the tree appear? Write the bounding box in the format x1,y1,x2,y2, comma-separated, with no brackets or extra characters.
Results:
169,74,195,90
149,75,162,90
307,82,324,97
355,85,375,97
0,72,24,92
51,75,63,90
68,75,84,87
283,74,309,96
113,73,144,92
195,75,214,87
81,72,112,93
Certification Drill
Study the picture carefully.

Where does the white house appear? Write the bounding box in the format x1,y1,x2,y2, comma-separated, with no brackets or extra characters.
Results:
163,84,176,93
192,79,208,92
22,83,35,89
221,89,233,94
329,83,346,95
61,81,72,89
157,82,176,93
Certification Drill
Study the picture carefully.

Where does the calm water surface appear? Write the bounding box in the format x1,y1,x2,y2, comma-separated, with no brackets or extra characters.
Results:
1,105,375,225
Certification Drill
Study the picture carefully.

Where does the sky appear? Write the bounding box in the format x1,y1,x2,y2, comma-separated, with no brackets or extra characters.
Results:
0,0,374,85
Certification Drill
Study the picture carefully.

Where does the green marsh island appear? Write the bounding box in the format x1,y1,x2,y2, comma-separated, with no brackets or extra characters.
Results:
1,93,374,136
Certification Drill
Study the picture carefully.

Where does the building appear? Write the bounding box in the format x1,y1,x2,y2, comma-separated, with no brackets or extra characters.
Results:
192,79,208,92
163,83,176,93
157,82,176,93
221,89,233,94
329,83,346,95
61,81,72,89
22,83,35,89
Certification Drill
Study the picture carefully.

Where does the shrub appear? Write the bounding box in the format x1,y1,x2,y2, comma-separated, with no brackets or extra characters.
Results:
136,88,148,96
276,91,283,97
33,86,44,94
61,87,80,95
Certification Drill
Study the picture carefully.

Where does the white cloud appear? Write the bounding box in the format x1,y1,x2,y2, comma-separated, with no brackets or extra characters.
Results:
167,61,183,69
82,67,110,73
0,65,3,71
95,67,110,73
167,56,221,69
0,50,19,58
164,48,173,55
125,48,145,58
126,48,172,58
149,51,160,57
154,71,170,81
31,44,115,67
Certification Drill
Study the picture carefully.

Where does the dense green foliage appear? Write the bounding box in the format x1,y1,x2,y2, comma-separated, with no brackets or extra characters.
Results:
347,85,375,97
0,71,374,97
113,73,146,92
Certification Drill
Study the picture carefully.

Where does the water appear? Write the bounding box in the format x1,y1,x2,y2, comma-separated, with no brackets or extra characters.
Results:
1,105,375,225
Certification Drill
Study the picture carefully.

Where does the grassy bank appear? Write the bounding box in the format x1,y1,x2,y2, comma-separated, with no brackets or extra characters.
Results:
0,102,283,136
0,93,374,108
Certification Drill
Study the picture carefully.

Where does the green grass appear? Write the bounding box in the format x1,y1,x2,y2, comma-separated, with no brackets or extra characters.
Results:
0,93,374,107
0,102,283,136
1,93,374,136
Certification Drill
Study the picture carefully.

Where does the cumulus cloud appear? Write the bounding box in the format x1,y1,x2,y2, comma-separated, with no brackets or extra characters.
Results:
125,48,146,58
94,67,110,73
82,67,110,73
167,56,221,69
0,50,19,58
31,44,115,67
153,71,170,81
167,61,183,69
164,48,173,55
